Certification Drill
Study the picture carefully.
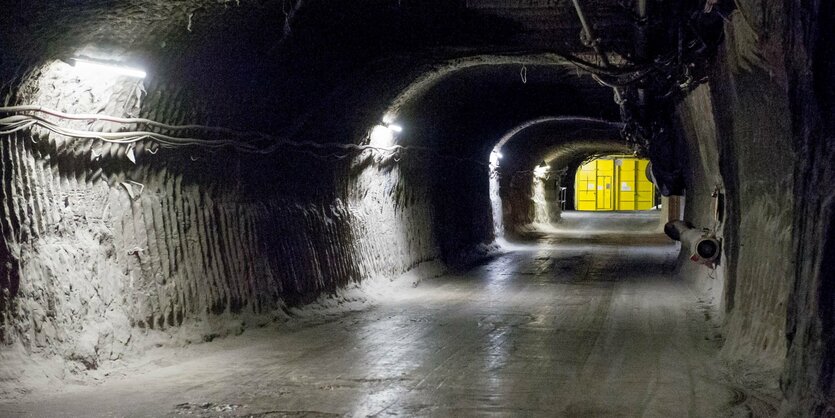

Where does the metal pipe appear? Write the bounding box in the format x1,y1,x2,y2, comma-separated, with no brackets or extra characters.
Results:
634,0,649,61
632,0,650,148
569,0,610,67
570,0,594,41
636,0,647,18
664,221,721,265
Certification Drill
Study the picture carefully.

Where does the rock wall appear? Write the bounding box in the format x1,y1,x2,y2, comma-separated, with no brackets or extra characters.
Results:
675,6,794,369
502,171,537,231
0,59,443,383
0,59,614,383
780,0,835,415
676,1,835,413
675,84,727,311
531,172,554,226
1,1,829,413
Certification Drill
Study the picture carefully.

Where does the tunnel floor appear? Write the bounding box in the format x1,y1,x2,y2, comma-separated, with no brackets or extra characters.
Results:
0,212,738,417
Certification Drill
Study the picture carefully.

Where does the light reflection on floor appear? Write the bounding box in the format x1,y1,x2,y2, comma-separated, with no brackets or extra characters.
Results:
0,212,735,417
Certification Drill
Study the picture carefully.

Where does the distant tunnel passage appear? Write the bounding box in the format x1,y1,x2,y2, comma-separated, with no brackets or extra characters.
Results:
574,155,657,212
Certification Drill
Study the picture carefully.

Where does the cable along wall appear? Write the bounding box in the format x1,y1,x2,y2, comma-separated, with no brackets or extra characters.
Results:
0,59,443,377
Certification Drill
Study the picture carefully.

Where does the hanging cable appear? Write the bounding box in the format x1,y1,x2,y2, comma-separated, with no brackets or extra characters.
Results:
0,105,273,139
0,106,492,167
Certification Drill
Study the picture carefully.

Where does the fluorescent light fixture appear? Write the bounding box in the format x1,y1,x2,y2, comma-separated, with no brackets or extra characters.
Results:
71,58,146,79
370,125,394,147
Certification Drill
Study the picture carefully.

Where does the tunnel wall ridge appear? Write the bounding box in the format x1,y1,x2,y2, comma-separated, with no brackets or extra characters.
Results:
0,137,440,374
779,0,835,414
675,3,806,410
0,64,443,384
707,6,794,369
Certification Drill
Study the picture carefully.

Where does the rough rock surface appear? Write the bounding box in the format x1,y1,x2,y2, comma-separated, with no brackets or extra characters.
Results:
674,2,834,414
0,1,831,415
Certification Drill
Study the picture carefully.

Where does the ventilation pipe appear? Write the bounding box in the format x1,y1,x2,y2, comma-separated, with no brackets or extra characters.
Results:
664,220,720,267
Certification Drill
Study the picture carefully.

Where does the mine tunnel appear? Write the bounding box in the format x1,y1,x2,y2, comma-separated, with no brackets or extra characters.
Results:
0,0,832,416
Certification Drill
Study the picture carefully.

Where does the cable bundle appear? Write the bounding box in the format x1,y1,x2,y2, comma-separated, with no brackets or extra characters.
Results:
0,106,489,167
0,105,403,155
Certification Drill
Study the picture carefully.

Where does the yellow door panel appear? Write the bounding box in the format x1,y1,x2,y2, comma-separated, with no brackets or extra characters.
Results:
596,176,612,210
575,156,654,211
596,160,614,174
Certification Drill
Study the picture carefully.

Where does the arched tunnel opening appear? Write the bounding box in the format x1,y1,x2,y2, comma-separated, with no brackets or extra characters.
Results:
0,1,832,416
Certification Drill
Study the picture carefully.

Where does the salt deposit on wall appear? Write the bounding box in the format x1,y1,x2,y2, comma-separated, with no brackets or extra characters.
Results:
530,170,551,226
489,150,504,239
674,9,795,370
0,58,445,382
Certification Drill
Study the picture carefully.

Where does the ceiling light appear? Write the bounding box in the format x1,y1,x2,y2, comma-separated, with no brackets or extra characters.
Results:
490,149,503,166
370,125,394,147
71,57,146,79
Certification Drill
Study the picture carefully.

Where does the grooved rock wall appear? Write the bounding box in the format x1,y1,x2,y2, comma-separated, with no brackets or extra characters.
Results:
707,5,794,368
675,8,794,372
674,3,803,407
0,136,439,371
0,59,441,388
779,0,834,414
677,2,834,414
676,84,727,310
0,51,614,392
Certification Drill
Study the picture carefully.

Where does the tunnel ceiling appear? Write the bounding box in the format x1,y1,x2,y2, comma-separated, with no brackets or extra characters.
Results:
0,0,639,134
390,63,621,157
0,0,727,196
0,0,635,62
495,117,626,167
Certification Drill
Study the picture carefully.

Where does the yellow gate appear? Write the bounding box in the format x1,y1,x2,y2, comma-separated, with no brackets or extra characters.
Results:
575,156,655,211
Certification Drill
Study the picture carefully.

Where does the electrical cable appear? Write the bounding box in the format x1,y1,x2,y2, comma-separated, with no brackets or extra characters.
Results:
0,105,273,139
557,53,651,79
0,110,400,153
0,106,492,167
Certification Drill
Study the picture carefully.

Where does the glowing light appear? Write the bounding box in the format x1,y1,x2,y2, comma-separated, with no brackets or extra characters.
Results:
370,125,394,147
490,149,503,166
71,58,146,79
370,121,403,147
534,164,549,177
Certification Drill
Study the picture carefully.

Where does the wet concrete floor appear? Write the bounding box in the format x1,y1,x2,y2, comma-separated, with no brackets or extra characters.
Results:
0,212,734,417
